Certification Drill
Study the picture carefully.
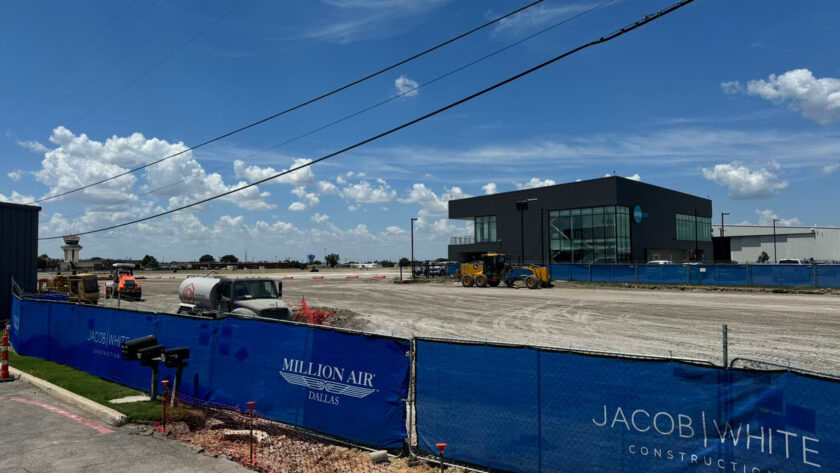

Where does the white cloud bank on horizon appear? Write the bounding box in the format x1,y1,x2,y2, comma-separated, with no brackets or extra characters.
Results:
738,209,802,227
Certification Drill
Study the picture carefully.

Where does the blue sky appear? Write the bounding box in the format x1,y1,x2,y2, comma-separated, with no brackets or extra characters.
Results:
2,0,839,262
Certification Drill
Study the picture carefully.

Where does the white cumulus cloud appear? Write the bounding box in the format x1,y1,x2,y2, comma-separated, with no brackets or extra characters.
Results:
516,177,555,189
233,158,315,186
394,74,419,97
742,69,840,124
341,179,396,204
0,191,35,204
753,209,801,227
482,182,497,195
823,163,839,175
311,212,330,223
701,162,788,199
17,140,48,153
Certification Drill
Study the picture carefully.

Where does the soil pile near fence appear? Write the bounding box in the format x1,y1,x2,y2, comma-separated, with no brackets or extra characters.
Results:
158,396,464,473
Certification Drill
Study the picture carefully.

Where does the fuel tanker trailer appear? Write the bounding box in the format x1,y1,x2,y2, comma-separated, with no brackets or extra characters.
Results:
177,275,291,320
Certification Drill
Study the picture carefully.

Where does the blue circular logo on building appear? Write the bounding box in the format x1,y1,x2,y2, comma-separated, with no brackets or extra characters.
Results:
633,205,648,223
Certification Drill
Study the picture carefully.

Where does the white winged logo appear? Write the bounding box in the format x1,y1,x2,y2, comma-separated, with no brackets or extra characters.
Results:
280,371,376,399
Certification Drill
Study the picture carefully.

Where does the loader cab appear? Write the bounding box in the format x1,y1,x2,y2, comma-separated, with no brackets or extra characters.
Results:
481,254,508,278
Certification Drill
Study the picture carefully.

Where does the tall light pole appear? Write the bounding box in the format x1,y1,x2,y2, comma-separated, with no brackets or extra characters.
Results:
693,208,698,260
772,218,779,263
720,212,729,238
515,198,537,265
410,218,418,279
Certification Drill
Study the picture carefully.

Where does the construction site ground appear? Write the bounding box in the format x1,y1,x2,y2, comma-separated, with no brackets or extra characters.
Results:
97,270,840,377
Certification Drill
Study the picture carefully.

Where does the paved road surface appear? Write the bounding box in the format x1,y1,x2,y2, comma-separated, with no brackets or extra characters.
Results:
0,379,248,473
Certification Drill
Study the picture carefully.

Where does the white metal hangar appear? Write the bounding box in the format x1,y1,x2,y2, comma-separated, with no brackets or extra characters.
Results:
713,225,840,263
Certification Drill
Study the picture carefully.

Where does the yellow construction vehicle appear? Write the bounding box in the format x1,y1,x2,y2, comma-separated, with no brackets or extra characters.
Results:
455,253,552,289
38,273,101,304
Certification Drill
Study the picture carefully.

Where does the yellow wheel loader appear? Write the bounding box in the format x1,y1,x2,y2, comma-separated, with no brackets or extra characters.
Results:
455,254,551,289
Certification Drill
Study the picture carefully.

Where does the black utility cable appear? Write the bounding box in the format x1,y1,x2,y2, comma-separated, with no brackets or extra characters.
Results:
26,0,544,205
67,0,248,127
0,0,139,124
39,0,697,240
63,0,615,219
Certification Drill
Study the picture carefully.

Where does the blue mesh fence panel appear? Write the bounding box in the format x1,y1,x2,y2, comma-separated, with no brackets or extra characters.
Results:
590,265,614,282
416,340,840,473
661,265,688,284
613,265,637,283
687,265,714,285
717,265,748,286
779,265,816,287
571,264,590,282
549,264,571,281
10,298,410,448
447,264,460,277
637,265,663,284
416,340,539,473
750,265,781,286
817,265,840,288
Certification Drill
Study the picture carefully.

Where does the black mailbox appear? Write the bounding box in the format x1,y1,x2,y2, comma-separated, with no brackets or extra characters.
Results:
121,335,158,361
137,344,164,366
162,347,190,368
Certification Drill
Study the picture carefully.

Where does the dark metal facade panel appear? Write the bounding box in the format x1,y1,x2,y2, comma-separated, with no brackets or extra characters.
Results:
447,177,713,263
614,178,713,261
0,202,41,320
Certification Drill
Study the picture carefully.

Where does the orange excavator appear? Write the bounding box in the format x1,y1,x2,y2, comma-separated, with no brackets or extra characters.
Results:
105,263,142,300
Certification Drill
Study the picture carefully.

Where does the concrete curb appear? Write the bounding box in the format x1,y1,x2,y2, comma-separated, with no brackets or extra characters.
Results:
9,366,128,427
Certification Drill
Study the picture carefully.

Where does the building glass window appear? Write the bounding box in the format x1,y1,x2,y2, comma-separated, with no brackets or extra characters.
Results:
549,206,631,263
475,215,497,243
676,213,711,242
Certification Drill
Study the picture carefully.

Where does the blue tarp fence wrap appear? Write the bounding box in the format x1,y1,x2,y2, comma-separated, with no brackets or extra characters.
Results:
10,297,410,448
13,297,840,472
415,340,840,473
548,264,840,288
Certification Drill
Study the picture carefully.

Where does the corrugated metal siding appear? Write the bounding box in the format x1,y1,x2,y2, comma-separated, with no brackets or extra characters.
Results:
724,229,840,263
0,202,41,321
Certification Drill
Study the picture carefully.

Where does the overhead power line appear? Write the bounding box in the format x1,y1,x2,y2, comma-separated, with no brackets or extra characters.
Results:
0,0,139,124
67,0,249,127
39,0,697,241
25,0,544,206
62,0,616,219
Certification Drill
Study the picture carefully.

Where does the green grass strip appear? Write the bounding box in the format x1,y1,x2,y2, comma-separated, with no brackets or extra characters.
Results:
9,347,163,422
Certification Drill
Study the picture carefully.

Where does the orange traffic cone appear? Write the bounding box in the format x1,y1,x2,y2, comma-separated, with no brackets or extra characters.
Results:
1,328,14,382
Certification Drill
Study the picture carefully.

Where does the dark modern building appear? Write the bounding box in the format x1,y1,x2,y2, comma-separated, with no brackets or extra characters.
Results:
448,176,713,265
1,202,41,322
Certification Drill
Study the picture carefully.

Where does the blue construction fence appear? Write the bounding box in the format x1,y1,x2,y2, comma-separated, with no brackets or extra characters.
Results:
10,297,409,448
11,297,840,472
447,263,840,288
415,339,840,473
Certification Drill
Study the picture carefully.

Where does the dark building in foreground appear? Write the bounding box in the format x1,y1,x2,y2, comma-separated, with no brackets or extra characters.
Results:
448,176,713,265
1,202,41,322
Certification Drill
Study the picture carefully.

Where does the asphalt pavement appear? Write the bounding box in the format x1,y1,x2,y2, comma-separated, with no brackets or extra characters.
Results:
0,378,249,473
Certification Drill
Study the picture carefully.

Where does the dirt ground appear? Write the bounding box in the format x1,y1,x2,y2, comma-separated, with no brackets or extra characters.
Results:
99,272,840,376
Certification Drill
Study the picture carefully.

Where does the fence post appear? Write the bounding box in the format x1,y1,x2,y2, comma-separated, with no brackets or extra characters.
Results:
247,401,256,464
161,380,169,431
722,324,728,368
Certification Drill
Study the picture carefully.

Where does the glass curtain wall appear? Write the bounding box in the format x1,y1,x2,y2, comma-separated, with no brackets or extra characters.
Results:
676,213,712,242
475,215,497,243
549,206,631,263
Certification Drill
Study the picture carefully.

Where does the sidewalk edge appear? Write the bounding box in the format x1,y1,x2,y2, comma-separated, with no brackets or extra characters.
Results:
8,367,128,427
